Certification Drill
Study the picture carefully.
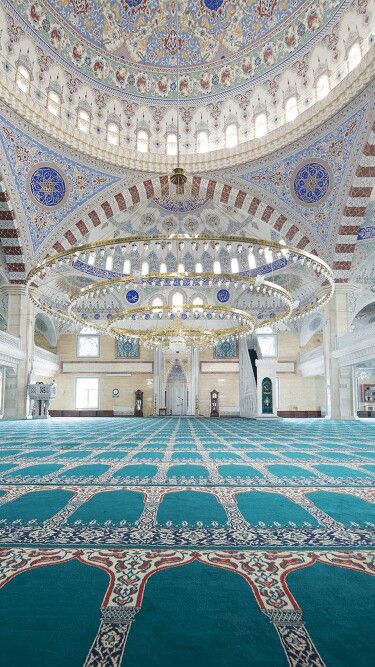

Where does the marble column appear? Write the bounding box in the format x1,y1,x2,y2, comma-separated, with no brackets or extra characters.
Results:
153,347,164,415
189,346,199,415
323,285,355,419
1,285,34,419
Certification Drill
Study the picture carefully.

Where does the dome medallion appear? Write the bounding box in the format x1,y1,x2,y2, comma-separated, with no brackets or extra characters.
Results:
126,290,140,304
29,165,66,207
293,162,331,205
217,289,230,303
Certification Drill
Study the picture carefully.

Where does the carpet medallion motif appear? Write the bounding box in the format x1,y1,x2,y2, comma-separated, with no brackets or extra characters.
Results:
0,417,374,666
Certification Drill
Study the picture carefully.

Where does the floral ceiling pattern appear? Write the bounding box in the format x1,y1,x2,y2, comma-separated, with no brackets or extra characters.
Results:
0,114,121,251
5,0,348,99
240,106,366,243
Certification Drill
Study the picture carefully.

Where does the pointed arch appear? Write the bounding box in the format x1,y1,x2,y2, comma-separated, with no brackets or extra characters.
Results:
44,175,315,258
333,120,375,283
0,175,26,283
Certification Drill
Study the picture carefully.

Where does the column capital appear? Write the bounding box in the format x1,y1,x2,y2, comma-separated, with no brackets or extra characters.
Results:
332,283,359,296
0,284,28,297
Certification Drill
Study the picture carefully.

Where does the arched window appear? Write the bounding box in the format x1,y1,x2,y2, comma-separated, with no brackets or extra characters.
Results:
16,65,31,94
159,262,167,274
152,297,163,312
141,261,149,276
172,291,184,312
213,260,221,275
254,113,267,138
230,257,239,273
195,262,203,273
123,259,131,274
77,109,91,134
248,251,256,270
87,251,96,266
285,96,298,122
137,129,149,153
107,122,120,146
177,262,185,274
47,90,61,117
193,296,204,312
316,73,330,101
264,248,273,264
166,132,178,156
225,123,238,148
348,41,361,72
105,254,113,271
197,130,209,153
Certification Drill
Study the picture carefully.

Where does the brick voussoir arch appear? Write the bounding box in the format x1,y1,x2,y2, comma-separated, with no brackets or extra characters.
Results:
0,176,27,283
333,120,375,283
51,175,314,256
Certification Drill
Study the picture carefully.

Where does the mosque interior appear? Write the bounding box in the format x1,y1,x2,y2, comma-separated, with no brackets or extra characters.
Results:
0,0,374,665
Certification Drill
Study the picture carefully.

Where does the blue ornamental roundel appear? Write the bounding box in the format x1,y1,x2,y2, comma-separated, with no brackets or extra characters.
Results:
204,0,225,10
217,288,230,303
125,0,144,7
126,289,140,304
30,166,66,207
293,162,330,204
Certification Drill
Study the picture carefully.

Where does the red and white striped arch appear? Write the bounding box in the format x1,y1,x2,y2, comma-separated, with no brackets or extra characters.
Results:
49,176,316,257
333,120,375,283
0,176,26,283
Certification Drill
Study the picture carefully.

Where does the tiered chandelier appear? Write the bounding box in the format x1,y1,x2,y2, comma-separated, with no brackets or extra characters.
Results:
27,234,334,350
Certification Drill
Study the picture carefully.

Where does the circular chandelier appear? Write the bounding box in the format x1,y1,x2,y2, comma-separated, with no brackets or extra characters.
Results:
27,234,334,350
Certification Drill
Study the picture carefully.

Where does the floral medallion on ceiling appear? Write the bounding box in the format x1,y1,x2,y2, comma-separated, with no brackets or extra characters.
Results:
29,164,67,208
7,0,348,99
0,114,121,251
293,162,331,205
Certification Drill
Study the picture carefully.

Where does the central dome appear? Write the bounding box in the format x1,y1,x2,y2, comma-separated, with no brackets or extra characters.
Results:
21,0,348,100
46,0,307,67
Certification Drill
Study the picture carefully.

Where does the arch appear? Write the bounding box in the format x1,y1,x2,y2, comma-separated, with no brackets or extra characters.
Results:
333,119,375,283
35,312,58,347
0,174,27,283
44,175,315,260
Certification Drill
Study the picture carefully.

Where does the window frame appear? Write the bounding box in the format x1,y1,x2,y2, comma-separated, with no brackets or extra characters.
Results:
47,89,61,117
16,64,31,94
166,132,178,156
347,41,361,72
77,108,91,134
257,333,278,358
254,112,267,138
75,377,99,410
225,123,238,149
137,129,149,153
196,130,209,153
76,333,100,359
107,121,120,146
285,96,298,123
316,73,330,101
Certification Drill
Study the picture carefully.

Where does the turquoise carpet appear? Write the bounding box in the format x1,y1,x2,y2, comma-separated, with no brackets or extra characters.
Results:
0,417,374,665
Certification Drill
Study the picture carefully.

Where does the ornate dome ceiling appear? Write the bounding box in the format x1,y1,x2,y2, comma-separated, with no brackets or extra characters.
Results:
9,0,350,99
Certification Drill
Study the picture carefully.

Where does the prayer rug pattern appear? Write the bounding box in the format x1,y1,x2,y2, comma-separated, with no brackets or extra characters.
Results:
0,417,374,666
